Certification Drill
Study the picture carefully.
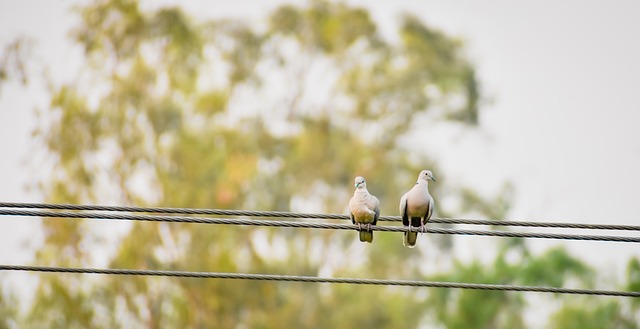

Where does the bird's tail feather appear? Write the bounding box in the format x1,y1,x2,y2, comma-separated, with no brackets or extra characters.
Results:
359,231,373,243
403,231,417,248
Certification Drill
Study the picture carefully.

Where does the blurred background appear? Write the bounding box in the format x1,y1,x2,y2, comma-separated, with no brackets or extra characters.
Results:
1,0,639,327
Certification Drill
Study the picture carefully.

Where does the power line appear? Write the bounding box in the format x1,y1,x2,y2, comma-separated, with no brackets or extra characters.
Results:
1,264,637,297
1,208,638,243
1,201,638,231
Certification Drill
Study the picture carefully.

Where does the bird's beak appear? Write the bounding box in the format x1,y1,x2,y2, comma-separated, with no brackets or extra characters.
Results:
431,176,436,182
355,183,360,188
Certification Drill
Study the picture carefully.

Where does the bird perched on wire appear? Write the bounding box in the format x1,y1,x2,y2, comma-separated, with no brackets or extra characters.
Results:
348,176,381,243
400,170,436,248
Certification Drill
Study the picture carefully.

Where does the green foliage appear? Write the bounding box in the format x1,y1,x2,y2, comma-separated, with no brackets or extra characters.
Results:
0,286,18,329
627,258,640,292
459,183,513,221
26,276,96,329
627,258,640,308
424,249,638,329
428,264,526,329
518,247,593,288
547,299,638,329
0,37,31,92
424,246,593,329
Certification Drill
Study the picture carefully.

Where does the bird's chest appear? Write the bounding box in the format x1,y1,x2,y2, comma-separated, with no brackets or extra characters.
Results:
406,195,430,216
352,207,375,221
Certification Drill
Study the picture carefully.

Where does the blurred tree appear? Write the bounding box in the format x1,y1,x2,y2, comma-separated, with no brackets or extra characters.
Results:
17,0,628,328
543,257,640,329
547,300,637,329
425,245,594,328
0,37,31,93
0,287,18,329
628,258,640,308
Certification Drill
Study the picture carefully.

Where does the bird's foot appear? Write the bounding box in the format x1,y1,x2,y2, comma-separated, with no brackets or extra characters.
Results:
419,225,427,234
366,223,372,232
356,223,362,231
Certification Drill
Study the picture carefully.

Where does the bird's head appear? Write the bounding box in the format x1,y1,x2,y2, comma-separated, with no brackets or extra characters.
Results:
354,176,367,189
418,170,436,182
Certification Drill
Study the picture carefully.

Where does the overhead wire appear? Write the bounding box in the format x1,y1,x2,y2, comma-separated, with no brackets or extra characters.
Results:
0,208,638,243
1,201,639,231
1,265,637,298
2,203,638,298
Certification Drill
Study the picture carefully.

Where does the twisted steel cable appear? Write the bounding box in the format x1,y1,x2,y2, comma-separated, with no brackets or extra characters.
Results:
1,208,638,243
1,201,638,231
1,265,637,297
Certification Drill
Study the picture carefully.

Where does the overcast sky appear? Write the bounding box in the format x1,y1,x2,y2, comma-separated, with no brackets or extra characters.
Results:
1,0,639,321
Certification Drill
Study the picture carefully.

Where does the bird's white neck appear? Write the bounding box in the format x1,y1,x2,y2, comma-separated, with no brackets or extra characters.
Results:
354,188,369,196
416,180,430,191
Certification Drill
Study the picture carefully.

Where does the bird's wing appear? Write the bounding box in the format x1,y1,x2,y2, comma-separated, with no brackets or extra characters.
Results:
400,193,409,226
425,194,434,223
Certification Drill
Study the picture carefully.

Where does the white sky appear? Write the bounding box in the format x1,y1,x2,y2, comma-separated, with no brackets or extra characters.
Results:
1,0,639,324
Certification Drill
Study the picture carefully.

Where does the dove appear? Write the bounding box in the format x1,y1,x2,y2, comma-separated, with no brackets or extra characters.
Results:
348,176,381,243
400,170,436,248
